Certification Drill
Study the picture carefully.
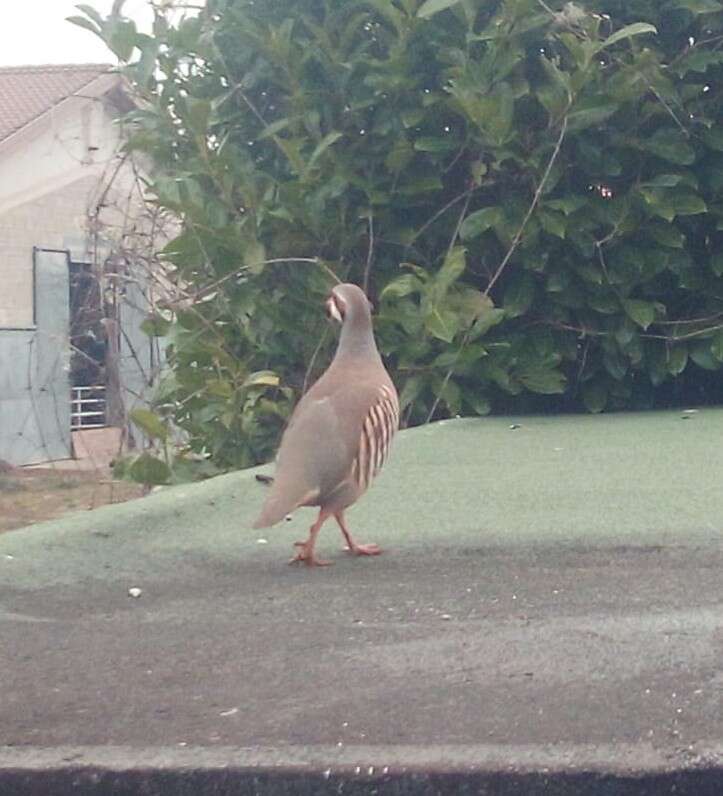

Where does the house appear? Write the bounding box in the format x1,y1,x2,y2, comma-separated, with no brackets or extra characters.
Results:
0,64,161,467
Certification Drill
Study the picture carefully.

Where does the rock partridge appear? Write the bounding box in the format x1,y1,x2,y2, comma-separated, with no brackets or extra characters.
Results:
252,283,399,566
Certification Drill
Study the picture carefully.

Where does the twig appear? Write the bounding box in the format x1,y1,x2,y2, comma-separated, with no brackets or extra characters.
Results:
654,313,723,326
535,0,557,16
446,191,473,260
423,192,474,423
362,212,374,295
407,186,476,250
575,338,590,395
485,114,568,297
544,319,723,343
184,257,333,303
302,327,330,394
424,112,569,424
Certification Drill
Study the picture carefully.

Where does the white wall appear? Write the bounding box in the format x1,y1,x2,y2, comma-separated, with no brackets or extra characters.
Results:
0,86,124,327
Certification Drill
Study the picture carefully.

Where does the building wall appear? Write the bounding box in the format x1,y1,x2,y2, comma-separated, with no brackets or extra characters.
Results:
0,250,71,465
0,90,122,328
0,174,100,327
0,85,167,464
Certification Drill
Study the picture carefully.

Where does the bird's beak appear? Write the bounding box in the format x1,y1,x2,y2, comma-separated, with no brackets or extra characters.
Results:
325,295,344,324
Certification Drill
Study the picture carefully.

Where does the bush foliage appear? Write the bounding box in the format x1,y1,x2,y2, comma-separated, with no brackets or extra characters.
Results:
74,0,723,477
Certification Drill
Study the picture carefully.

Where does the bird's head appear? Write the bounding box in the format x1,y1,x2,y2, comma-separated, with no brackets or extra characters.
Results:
325,283,373,325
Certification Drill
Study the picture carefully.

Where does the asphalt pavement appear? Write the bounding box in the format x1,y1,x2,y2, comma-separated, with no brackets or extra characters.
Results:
1,410,722,794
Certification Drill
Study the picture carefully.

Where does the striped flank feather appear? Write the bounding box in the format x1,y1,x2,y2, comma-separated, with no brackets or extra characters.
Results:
351,384,399,491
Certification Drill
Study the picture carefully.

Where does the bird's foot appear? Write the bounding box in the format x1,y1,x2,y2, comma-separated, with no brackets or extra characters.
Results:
344,542,382,557
289,541,333,567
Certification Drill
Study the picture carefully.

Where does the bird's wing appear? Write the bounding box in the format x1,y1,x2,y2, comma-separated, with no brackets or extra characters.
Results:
350,382,399,492
252,380,392,528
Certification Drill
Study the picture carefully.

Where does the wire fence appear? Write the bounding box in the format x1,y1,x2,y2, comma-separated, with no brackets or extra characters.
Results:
0,148,173,517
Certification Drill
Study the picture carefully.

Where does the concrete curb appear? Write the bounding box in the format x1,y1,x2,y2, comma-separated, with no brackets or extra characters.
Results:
1,745,722,795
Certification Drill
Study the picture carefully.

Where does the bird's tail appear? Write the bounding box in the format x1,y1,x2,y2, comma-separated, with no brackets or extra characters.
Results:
252,494,290,529
252,479,318,529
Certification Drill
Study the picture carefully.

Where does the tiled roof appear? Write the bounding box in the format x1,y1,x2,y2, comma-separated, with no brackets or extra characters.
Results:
0,64,112,143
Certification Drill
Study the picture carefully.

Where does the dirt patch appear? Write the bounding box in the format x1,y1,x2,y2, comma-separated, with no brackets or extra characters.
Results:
0,468,144,533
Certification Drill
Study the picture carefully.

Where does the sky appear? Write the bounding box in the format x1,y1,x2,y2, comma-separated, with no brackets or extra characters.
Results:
0,0,155,67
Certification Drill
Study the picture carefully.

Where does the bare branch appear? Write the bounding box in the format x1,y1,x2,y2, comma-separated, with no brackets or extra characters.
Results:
424,112,569,425
362,212,374,295
485,114,568,297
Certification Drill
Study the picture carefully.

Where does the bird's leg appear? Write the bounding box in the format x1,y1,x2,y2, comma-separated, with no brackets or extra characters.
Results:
335,511,382,557
290,509,333,566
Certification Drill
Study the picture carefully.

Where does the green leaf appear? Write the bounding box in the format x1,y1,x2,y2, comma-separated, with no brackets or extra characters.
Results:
243,371,280,388
130,408,169,441
65,15,101,36
504,274,536,318
425,307,460,342
701,128,723,152
518,367,567,394
488,83,515,145
582,380,608,413
207,379,233,399
244,239,267,274
277,137,305,174
133,37,160,86
434,375,463,415
464,392,491,415
546,196,586,215
640,174,683,188
257,118,292,141
432,343,486,368
622,299,656,330
675,49,723,76
647,340,668,388
711,254,723,277
433,246,466,297
401,110,424,128
538,209,566,238
460,207,502,240
381,273,424,299
449,289,494,328
413,136,459,153
691,342,719,370
399,375,424,411
105,17,139,62
669,193,707,216
470,307,506,339
595,22,657,53
129,453,171,486
304,131,343,174
74,4,103,26
711,332,723,362
642,130,695,165
668,344,688,375
398,176,443,195
538,56,571,119
604,350,628,380
140,313,172,337
417,0,462,19
647,222,684,249
567,103,618,132
644,191,707,221
671,0,722,13
184,97,211,134
385,139,415,172
470,160,487,184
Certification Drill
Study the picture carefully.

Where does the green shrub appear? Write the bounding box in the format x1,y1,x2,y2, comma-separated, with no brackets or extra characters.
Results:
73,0,723,476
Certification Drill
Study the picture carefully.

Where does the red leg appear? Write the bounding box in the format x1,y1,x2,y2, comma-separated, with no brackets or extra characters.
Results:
289,509,333,566
335,511,382,557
